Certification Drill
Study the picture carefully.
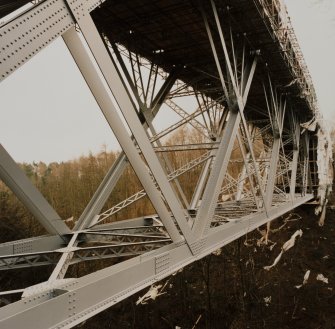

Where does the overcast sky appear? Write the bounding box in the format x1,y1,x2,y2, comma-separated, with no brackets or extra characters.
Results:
0,0,334,164
285,0,335,123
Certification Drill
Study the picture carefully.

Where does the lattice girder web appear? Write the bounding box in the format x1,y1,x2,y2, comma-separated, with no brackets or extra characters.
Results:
0,0,321,328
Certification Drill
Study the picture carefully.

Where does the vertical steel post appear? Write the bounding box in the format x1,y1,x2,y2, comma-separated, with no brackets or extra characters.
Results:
289,120,300,200
193,4,258,239
264,137,281,209
235,152,250,201
192,110,241,238
189,157,212,210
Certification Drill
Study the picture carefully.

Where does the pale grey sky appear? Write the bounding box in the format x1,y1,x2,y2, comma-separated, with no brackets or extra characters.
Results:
285,0,335,122
0,0,334,163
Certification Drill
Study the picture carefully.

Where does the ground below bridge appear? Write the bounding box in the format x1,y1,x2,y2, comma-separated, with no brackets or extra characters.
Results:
79,203,335,329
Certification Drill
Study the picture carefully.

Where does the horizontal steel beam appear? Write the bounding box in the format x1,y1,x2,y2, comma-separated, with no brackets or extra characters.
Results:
0,195,312,328
0,235,65,257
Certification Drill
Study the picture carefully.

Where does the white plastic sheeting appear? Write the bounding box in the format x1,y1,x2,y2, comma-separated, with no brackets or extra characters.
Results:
316,273,329,284
264,296,272,307
282,229,303,251
264,230,303,270
295,270,310,289
314,119,333,225
212,248,222,256
300,118,317,133
301,114,333,225
136,284,167,305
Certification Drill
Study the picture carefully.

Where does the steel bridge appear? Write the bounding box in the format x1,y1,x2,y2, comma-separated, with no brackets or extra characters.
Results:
0,0,329,327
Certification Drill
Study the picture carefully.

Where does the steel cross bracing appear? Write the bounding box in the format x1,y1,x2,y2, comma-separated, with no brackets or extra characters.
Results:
0,0,319,327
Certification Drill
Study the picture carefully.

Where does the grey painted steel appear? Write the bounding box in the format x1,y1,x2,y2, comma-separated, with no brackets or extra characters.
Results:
190,156,212,210
61,27,183,243
0,0,108,82
0,227,170,271
210,0,239,99
0,0,74,82
192,110,241,238
0,195,313,329
302,132,311,194
48,232,78,281
236,153,250,201
235,137,259,209
151,70,179,117
0,145,71,237
210,0,267,213
73,153,128,230
52,25,186,280
201,7,229,101
193,8,258,239
152,102,211,142
209,0,266,214
264,138,281,209
0,235,64,258
263,84,286,209
0,0,320,326
144,121,189,208
69,64,178,231
290,123,300,200
92,151,212,226
151,142,220,153
237,80,268,213
166,99,209,138
63,11,194,244
192,7,246,240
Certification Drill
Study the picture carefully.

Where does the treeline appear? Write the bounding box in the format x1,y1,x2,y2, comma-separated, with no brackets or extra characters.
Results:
0,147,151,240
0,127,211,240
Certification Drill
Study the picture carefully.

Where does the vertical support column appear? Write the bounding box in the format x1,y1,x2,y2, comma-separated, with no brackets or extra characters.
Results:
289,119,300,200
189,157,212,210
263,76,286,209
264,137,281,209
302,132,310,195
211,0,266,212
236,127,261,209
192,110,241,238
290,147,299,200
236,152,251,201
192,2,258,241
188,101,227,212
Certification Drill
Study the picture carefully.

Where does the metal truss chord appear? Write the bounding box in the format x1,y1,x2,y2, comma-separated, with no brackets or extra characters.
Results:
0,195,313,329
0,0,74,81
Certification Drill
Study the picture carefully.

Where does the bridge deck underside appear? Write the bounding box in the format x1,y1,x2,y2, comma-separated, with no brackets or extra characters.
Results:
92,0,313,126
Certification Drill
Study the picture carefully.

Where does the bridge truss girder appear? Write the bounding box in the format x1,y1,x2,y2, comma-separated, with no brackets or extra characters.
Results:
0,0,317,328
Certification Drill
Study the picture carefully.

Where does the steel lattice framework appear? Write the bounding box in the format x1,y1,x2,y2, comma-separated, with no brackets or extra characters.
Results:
0,0,322,327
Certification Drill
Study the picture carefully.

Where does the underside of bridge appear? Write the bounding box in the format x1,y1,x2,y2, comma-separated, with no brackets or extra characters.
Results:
0,0,332,328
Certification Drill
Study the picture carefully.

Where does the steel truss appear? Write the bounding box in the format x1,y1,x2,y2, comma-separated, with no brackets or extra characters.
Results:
0,0,318,328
